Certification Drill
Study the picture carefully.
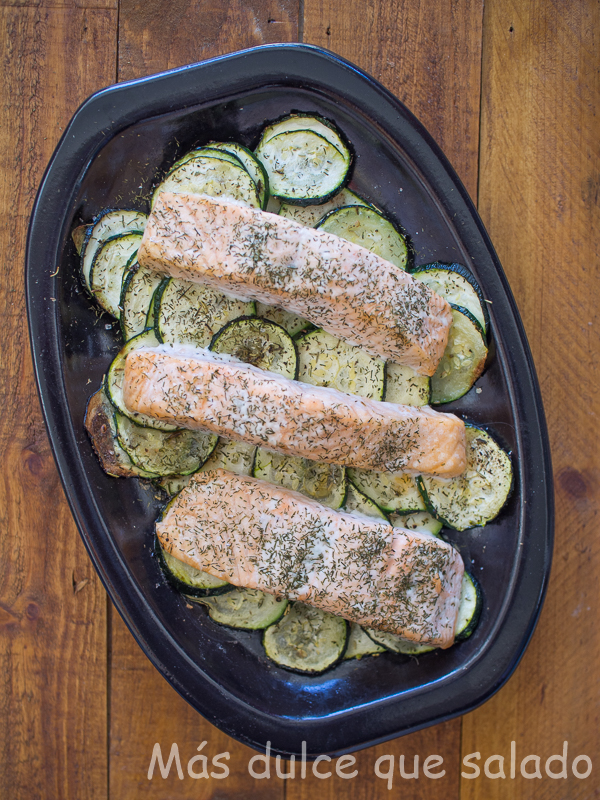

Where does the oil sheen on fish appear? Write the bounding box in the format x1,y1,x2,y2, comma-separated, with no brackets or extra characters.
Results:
123,345,466,477
156,470,465,647
138,193,452,376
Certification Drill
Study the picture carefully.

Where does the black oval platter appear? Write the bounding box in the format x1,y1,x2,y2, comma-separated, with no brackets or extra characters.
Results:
25,44,553,758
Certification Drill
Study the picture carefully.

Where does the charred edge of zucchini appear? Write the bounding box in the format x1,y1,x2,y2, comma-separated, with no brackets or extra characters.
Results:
410,261,490,334
209,315,299,379
154,535,232,598
455,572,483,641
84,388,158,478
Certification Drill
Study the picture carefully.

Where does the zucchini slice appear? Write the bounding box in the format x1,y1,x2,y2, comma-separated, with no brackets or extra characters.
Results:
255,303,311,337
390,511,443,537
155,277,254,348
209,316,297,379
194,588,288,630
296,328,385,400
84,388,157,479
259,113,349,153
347,468,426,514
384,362,431,407
199,438,257,476
418,424,513,531
89,232,141,317
412,262,489,334
145,281,163,331
316,205,410,271
364,628,436,655
115,412,217,476
263,602,348,674
158,544,231,597
455,572,482,640
344,481,389,521
256,129,350,205
80,209,147,294
431,305,488,405
120,263,165,340
72,224,88,255
254,449,347,509
161,439,257,497
208,142,269,209
105,330,178,432
343,623,386,660
279,188,370,228
152,152,261,209
157,473,192,498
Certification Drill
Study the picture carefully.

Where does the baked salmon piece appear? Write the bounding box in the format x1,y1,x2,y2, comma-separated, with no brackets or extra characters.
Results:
123,345,466,476
138,193,452,376
157,470,465,647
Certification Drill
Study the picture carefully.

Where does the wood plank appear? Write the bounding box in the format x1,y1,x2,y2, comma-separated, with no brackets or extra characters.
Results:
288,4,483,799
118,0,300,81
110,612,285,798
109,2,299,797
0,6,116,798
461,0,600,795
284,719,460,799
302,0,484,200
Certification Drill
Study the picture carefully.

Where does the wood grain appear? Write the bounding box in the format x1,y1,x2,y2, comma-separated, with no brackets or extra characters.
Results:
461,0,600,796
109,612,286,798
0,6,116,799
118,0,300,81
302,0,484,200
285,719,460,800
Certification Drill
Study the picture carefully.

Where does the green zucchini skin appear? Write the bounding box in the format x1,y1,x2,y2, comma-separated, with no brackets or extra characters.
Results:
89,233,141,318
254,449,347,510
209,316,298,379
411,262,490,334
316,204,412,272
343,623,386,660
207,141,270,209
430,304,488,405
80,207,147,296
417,423,514,531
455,572,483,641
344,480,389,521
151,150,261,210
363,627,436,656
295,327,385,401
154,277,255,348
155,538,233,598
257,111,353,162
279,188,370,228
192,588,289,630
262,602,349,674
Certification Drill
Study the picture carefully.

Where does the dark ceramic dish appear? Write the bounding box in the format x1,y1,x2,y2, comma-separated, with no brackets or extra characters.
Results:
26,44,553,757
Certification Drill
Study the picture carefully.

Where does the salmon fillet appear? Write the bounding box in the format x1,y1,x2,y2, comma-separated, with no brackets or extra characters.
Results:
157,470,464,647
138,193,452,376
123,345,466,476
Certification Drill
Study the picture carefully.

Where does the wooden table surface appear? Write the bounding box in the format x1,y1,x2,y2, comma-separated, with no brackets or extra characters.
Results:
1,1,598,797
